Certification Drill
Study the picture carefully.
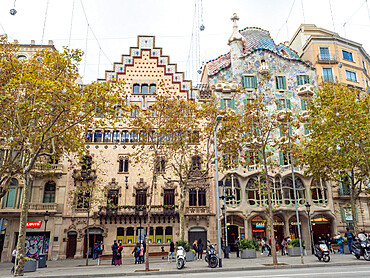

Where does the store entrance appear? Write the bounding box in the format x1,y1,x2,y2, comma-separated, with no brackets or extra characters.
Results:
227,225,239,251
311,215,332,243
83,228,103,258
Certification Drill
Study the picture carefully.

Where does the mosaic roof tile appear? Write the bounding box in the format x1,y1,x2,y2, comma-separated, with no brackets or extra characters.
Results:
240,28,277,53
206,53,231,76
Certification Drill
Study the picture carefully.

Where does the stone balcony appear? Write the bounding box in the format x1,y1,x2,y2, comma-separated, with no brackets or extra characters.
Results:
32,163,64,175
185,206,210,215
29,202,58,212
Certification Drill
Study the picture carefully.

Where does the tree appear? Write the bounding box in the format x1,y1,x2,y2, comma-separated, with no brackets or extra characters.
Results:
297,82,370,234
0,36,125,275
217,80,300,265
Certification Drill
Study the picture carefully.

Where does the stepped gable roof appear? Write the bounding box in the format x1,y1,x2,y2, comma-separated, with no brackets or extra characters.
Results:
206,27,312,76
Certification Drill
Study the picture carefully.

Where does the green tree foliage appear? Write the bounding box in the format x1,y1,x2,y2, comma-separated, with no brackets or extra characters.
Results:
0,36,125,275
298,82,369,234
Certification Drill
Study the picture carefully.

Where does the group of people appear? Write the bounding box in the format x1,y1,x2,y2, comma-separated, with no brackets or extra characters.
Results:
131,242,146,264
280,237,291,256
192,239,204,260
111,240,124,265
92,241,104,260
316,228,355,254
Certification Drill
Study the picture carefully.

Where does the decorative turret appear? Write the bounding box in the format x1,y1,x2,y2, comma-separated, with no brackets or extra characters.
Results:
228,13,244,76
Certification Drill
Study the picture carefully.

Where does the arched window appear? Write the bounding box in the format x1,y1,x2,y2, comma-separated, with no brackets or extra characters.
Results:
112,130,120,143
198,189,206,206
311,179,328,206
224,175,241,207
121,130,129,143
155,227,163,243
165,227,173,243
191,156,201,170
260,178,274,206
4,178,18,208
246,177,259,207
133,84,140,94
103,130,111,142
189,189,197,206
94,130,102,142
150,84,156,94
43,181,56,203
282,177,306,206
141,84,149,94
273,177,282,206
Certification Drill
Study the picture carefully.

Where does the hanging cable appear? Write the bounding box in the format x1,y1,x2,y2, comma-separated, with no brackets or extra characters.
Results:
340,0,367,34
366,0,370,21
83,26,89,81
328,0,336,32
300,0,306,23
275,0,296,42
41,0,50,44
68,0,76,47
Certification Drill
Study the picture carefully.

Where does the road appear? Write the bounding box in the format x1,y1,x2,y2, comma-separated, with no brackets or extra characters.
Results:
125,265,370,278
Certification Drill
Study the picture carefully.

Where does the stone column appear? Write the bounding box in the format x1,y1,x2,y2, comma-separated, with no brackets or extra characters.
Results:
244,218,249,239
123,228,127,244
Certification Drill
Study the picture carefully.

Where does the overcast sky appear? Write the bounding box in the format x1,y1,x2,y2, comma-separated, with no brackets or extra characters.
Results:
1,0,370,84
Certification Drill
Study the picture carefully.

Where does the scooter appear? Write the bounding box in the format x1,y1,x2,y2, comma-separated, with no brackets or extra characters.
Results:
176,246,186,269
205,241,218,268
351,234,370,261
314,240,330,262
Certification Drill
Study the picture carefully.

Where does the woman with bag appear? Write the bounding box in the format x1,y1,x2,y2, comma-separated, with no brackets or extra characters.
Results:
115,243,123,266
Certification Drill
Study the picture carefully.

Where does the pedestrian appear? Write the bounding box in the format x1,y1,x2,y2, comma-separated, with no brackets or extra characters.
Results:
260,238,266,255
112,240,118,265
169,240,175,259
197,239,204,260
11,246,16,274
345,227,354,254
93,242,100,260
336,233,345,254
139,244,144,263
142,240,146,263
281,238,286,256
235,238,240,257
132,243,140,264
192,240,198,260
115,243,123,266
325,234,333,253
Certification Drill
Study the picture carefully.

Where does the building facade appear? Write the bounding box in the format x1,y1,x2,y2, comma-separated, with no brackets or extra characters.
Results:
289,24,370,90
200,14,341,251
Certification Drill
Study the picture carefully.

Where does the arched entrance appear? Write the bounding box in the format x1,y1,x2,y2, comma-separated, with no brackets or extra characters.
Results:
274,215,284,247
251,215,266,239
84,228,103,258
225,215,244,251
188,227,207,248
311,214,332,243
66,231,77,259
289,215,302,240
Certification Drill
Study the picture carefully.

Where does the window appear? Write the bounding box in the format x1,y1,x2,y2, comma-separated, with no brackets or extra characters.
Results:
246,150,260,166
282,177,306,206
275,76,287,90
245,177,259,207
164,189,175,206
131,107,140,117
93,130,102,142
156,158,165,173
345,70,357,82
297,75,310,85
118,157,129,173
342,50,354,62
103,130,111,142
363,61,367,74
133,84,140,94
242,76,257,89
107,189,119,208
276,99,291,110
148,106,157,117
198,189,206,206
4,178,18,208
149,84,156,94
224,176,241,207
189,189,197,206
121,130,129,143
113,130,120,143
115,106,122,117
86,131,93,142
310,179,328,206
301,99,307,110
141,84,149,94
304,124,310,135
135,189,147,206
319,47,330,60
17,55,27,61
76,190,90,209
191,156,201,170
43,181,56,203
322,68,334,82
130,131,138,143
279,151,289,166
220,98,235,109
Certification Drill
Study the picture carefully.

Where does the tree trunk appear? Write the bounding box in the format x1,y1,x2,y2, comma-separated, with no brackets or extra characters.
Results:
262,151,278,265
178,184,186,241
144,174,156,271
85,209,90,266
350,176,358,235
14,172,32,276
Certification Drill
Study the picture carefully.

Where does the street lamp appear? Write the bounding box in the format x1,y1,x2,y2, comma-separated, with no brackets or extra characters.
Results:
305,202,314,255
43,211,49,255
137,207,144,244
214,115,223,267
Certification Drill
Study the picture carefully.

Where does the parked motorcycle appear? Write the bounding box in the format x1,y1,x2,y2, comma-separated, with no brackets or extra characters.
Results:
205,241,218,268
352,234,370,261
314,240,330,262
176,246,186,269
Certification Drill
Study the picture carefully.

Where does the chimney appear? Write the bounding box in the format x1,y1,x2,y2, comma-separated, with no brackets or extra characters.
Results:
48,40,53,45
31,40,35,45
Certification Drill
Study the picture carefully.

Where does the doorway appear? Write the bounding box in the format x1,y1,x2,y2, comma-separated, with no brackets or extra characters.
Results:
188,227,207,249
66,232,77,259
311,215,332,243
83,228,103,258
227,225,239,251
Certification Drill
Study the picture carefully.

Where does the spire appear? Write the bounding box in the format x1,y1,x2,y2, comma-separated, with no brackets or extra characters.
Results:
228,13,244,45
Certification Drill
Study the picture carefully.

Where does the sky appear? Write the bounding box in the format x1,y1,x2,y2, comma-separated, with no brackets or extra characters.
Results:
1,0,370,85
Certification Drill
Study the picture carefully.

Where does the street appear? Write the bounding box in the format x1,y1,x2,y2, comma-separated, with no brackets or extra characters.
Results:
128,265,370,278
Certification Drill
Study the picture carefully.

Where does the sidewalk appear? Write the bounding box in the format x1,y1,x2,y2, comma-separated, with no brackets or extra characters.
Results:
0,252,368,278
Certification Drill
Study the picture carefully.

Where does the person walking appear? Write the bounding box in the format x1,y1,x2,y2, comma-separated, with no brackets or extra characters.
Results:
235,238,240,257
281,238,286,256
11,246,16,274
336,233,345,254
112,240,118,265
169,240,175,259
93,242,100,260
192,240,198,260
139,244,144,264
115,243,123,266
142,240,146,263
325,234,333,253
197,239,204,260
132,243,140,264
345,227,354,254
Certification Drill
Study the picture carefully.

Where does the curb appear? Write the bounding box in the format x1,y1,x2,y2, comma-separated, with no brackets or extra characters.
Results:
22,260,370,278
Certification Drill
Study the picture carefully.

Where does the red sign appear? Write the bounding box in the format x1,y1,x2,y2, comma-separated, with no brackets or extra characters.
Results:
26,221,42,229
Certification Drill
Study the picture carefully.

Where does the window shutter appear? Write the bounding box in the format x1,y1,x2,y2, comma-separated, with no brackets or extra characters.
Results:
242,76,246,88
305,75,310,83
279,151,284,166
296,76,301,86
340,208,346,222
231,99,236,110
220,99,225,109
287,99,291,110
253,76,257,88
282,76,286,89
277,100,282,110
275,76,278,89
301,99,306,110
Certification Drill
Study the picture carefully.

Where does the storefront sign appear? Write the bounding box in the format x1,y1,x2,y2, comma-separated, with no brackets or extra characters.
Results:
252,229,265,233
256,224,265,228
26,221,42,229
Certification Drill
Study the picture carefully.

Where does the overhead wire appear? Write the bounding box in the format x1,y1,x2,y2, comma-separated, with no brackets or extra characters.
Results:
275,0,296,42
341,0,366,36
40,0,50,44
68,0,76,47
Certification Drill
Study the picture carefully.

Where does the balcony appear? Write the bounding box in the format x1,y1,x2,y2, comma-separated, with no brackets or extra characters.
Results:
338,187,351,197
281,165,301,172
98,205,179,217
29,203,58,212
297,84,314,98
33,163,64,175
197,84,212,101
185,206,210,215
317,54,338,64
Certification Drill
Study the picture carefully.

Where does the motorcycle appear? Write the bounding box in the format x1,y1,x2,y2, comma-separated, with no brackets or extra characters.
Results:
176,246,186,269
205,241,218,268
351,234,370,261
314,240,330,262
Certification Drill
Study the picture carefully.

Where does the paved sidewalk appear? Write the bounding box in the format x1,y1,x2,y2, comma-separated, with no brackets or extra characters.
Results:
0,252,368,278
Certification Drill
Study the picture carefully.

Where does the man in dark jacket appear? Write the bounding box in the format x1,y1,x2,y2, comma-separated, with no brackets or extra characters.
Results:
112,240,118,265
169,241,175,259
345,227,354,254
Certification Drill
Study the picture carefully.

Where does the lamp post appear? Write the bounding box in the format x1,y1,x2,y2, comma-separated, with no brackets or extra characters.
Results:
43,211,49,255
305,202,314,255
138,207,144,244
214,115,223,267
